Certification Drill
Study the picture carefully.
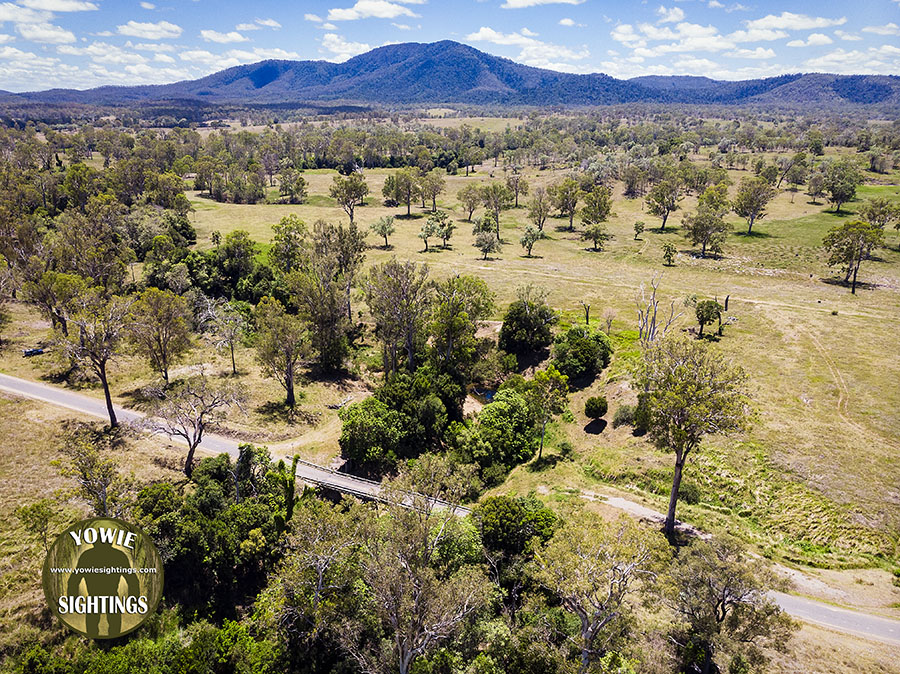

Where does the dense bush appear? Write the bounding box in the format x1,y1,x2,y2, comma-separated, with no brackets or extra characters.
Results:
585,396,608,419
552,326,612,381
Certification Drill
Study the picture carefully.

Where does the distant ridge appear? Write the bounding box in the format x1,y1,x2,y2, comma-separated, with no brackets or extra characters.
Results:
3,41,899,107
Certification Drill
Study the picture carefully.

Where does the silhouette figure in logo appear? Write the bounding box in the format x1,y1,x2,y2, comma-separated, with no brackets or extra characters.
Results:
66,539,138,638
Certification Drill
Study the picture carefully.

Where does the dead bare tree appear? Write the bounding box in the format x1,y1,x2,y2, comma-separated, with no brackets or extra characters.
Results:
635,275,682,347
143,373,246,477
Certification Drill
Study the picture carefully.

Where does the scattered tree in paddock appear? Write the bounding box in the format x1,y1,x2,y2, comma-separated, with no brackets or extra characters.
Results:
429,210,455,247
638,335,749,535
370,215,396,249
253,296,307,407
549,176,581,231
520,225,542,257
526,363,568,459
634,220,645,240
694,299,723,338
505,173,529,207
823,219,884,293
733,177,776,235
645,178,684,231
480,182,514,234
475,231,500,260
419,169,446,212
858,197,900,233
329,173,369,224
54,437,132,517
127,287,193,384
822,158,863,213
527,186,552,231
457,183,482,221
662,242,677,266
418,218,437,252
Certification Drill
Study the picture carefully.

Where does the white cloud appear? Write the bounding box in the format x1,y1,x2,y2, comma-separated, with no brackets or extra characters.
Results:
728,28,788,42
58,41,147,64
559,17,574,26
255,18,281,28
391,22,411,29
834,30,861,41
862,23,900,36
803,45,900,75
200,29,249,43
466,25,589,70
322,22,337,29
327,1,419,21
630,21,735,55
304,13,323,22
227,46,299,60
0,3,51,23
611,23,646,48
520,27,537,36
726,46,775,59
153,52,174,62
708,0,723,7
786,33,832,47
236,23,260,30
128,41,175,51
0,33,12,42
18,0,97,10
16,22,75,43
500,0,584,7
117,20,182,39
320,32,370,61
655,6,684,24
140,2,155,8
745,12,846,31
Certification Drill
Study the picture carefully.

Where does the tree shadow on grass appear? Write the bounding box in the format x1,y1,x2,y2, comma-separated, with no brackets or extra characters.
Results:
255,400,316,426
819,277,878,292
734,230,774,239
527,453,566,472
395,213,425,221
583,419,607,435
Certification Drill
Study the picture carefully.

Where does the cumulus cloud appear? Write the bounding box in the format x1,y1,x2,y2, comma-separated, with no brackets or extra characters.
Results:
803,45,900,75
320,32,371,61
745,12,846,31
655,6,684,24
726,46,775,59
465,25,589,71
117,20,182,39
58,41,147,64
304,13,323,22
128,41,175,52
256,18,281,28
327,1,419,21
16,22,75,43
140,2,155,9
834,30,861,41
391,22,411,29
18,0,96,10
235,23,260,30
500,0,584,7
200,29,249,43
559,18,574,26
0,3,51,23
786,33,832,47
727,28,788,42
862,23,900,36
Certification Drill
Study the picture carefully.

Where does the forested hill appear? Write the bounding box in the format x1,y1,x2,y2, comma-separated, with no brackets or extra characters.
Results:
4,40,900,107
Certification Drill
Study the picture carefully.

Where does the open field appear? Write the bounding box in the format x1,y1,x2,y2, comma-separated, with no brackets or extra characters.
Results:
4,154,899,571
177,157,900,565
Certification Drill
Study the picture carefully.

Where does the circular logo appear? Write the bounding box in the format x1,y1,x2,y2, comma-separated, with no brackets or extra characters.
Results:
42,517,164,639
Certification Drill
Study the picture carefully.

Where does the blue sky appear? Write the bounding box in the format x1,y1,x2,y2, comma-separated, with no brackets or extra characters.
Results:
0,0,898,91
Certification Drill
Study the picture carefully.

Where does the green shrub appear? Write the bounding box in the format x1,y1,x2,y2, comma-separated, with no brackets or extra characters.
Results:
584,396,608,419
612,404,635,428
552,325,613,381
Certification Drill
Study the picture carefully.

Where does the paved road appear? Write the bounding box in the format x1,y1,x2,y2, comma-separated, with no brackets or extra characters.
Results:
0,372,383,500
0,372,896,643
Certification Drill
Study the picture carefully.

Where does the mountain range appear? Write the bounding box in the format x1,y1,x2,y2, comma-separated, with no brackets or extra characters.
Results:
3,40,899,108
